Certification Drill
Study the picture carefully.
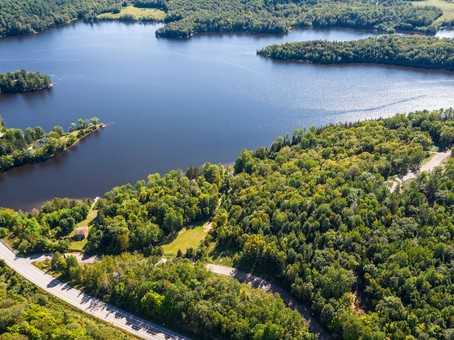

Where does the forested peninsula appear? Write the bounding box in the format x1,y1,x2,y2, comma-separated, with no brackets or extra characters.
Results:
0,118,103,173
0,0,446,39
155,0,443,38
0,70,52,94
0,0,123,37
1,108,453,339
258,35,454,71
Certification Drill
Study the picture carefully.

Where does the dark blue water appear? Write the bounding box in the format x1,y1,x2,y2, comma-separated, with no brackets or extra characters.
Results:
0,22,453,210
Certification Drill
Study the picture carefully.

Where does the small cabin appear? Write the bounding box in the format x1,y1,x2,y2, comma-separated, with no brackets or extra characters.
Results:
74,227,88,241
34,138,47,148
0,132,4,138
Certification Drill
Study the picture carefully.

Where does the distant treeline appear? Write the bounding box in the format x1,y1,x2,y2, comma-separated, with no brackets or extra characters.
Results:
0,117,102,173
155,0,443,38
258,35,454,71
0,70,52,94
0,0,445,39
133,0,168,11
0,0,124,37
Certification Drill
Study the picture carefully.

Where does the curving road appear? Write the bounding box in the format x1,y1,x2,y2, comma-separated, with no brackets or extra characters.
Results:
390,150,451,192
206,264,333,340
0,241,188,340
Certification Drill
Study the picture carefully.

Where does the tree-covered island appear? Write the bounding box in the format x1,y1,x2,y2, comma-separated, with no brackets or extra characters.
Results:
0,70,52,94
0,118,103,173
257,35,454,70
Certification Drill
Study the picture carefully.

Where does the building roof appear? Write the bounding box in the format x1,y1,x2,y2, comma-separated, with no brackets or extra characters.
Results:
74,227,88,236
0,132,4,138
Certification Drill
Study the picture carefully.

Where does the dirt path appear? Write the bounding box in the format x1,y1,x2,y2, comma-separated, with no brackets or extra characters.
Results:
206,264,333,340
390,150,451,192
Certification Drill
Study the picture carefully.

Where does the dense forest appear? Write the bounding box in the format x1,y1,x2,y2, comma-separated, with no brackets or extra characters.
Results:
0,0,125,37
0,0,445,38
210,109,454,339
155,0,443,38
86,163,224,255
0,163,222,255
1,109,453,338
0,70,52,94
0,260,134,339
48,253,313,339
258,35,454,70
0,117,102,173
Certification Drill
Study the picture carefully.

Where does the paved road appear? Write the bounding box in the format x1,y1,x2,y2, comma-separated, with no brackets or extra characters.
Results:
0,241,188,340
390,150,451,192
206,264,333,340
26,252,100,264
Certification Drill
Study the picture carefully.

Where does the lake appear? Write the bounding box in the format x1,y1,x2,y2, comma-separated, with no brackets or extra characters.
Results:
0,22,453,210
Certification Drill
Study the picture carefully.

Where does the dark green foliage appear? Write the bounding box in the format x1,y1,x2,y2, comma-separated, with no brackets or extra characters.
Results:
0,70,51,94
87,163,224,254
4,109,454,338
155,0,442,38
0,264,133,339
258,35,454,70
0,0,125,37
134,0,168,11
56,254,313,339
0,117,101,173
211,108,454,338
0,0,444,39
0,198,92,253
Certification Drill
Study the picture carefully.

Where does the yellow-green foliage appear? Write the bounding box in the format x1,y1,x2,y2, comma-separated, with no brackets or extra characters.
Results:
97,5,166,21
0,262,134,339
56,254,313,339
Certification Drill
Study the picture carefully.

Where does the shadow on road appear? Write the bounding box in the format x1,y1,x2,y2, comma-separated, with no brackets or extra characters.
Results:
47,278,62,288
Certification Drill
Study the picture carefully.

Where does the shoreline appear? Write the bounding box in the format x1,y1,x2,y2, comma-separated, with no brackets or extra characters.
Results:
0,18,451,40
0,83,53,96
0,123,104,174
257,56,454,72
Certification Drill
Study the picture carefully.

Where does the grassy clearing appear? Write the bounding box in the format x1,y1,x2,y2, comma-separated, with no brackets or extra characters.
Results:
68,237,88,252
97,6,166,21
412,0,454,23
68,208,98,252
162,222,210,256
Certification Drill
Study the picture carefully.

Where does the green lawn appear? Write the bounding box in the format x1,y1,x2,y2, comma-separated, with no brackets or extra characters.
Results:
97,6,166,21
412,0,454,23
162,222,211,256
67,208,98,252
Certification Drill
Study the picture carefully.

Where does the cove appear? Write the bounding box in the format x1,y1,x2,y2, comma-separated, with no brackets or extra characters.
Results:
0,22,453,210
